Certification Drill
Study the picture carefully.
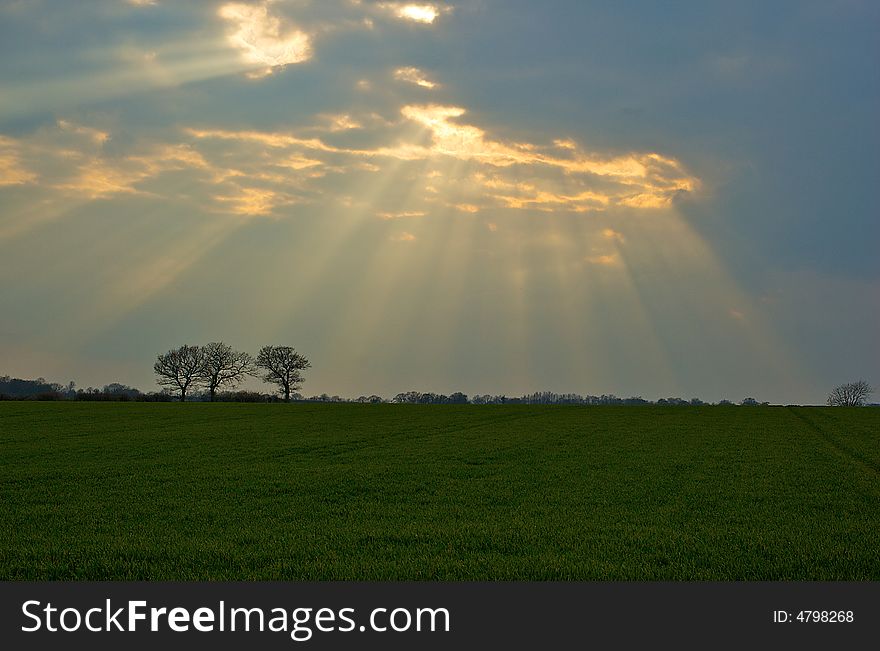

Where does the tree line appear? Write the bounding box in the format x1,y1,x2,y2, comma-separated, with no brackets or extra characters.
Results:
392,392,762,406
153,343,310,402
1,373,874,407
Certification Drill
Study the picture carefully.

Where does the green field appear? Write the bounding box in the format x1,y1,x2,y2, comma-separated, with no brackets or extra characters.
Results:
1,403,878,580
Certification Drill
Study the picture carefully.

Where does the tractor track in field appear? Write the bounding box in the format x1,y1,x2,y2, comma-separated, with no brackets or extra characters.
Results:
434,409,551,435
786,407,880,477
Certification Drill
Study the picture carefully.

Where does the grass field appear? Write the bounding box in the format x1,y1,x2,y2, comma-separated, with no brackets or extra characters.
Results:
1,403,878,580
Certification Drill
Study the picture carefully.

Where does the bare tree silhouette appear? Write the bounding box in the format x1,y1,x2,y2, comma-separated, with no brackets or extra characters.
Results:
827,380,874,406
255,346,310,402
199,342,254,402
153,345,206,401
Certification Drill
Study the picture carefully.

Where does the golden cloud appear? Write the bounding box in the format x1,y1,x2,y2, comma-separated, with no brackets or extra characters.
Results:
0,136,37,186
5,96,699,223
155,110,695,213
398,104,699,211
57,120,109,145
394,66,438,89
56,144,209,199
586,253,620,266
378,210,427,220
214,187,295,216
186,127,336,152
602,228,625,242
319,114,363,132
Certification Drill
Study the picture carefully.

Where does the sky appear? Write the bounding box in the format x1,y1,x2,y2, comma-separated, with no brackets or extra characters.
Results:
0,0,877,404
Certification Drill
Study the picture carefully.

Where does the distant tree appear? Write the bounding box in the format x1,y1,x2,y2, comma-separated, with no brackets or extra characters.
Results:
741,397,759,406
255,346,310,402
355,395,385,403
215,390,272,403
154,345,206,401
142,391,175,402
103,383,142,400
394,391,422,404
449,392,468,404
199,342,254,402
72,383,142,402
0,375,64,398
827,380,873,407
103,382,140,394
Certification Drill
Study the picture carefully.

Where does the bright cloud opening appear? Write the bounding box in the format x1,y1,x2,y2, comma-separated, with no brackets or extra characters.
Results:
219,2,313,76
378,3,450,25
